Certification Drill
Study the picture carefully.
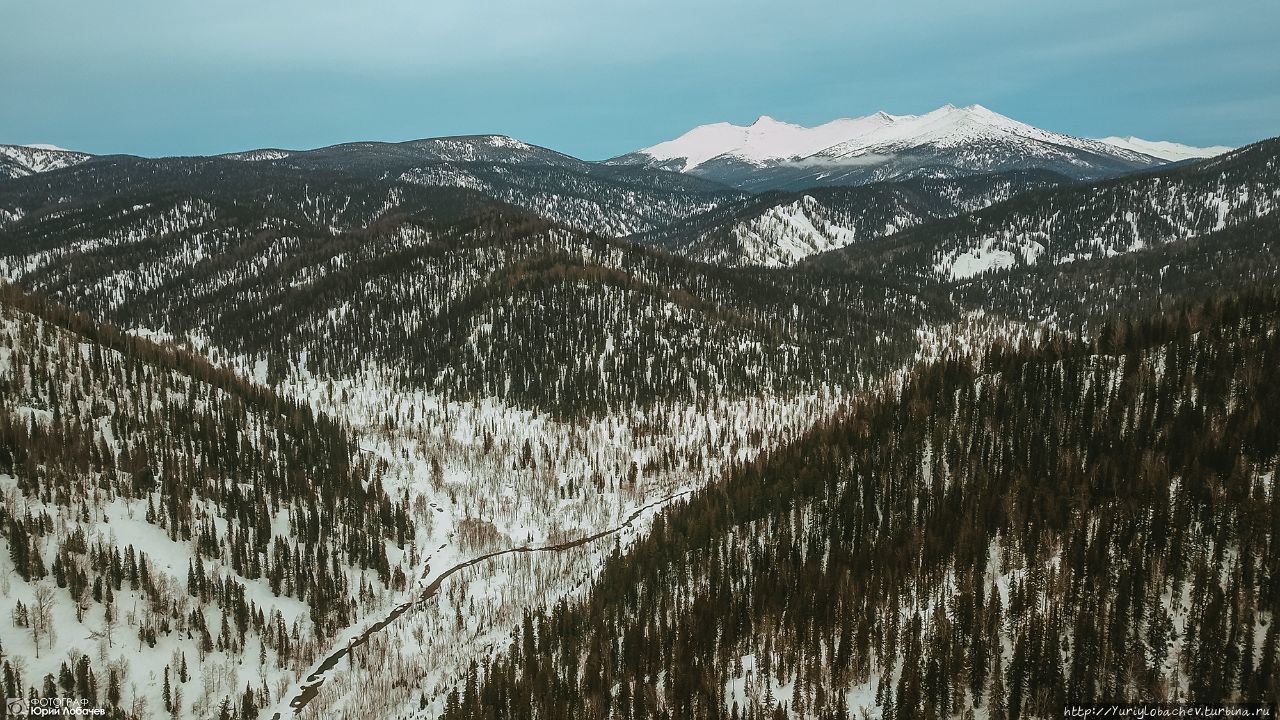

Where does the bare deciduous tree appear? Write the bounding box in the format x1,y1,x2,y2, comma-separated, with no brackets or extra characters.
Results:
30,583,56,658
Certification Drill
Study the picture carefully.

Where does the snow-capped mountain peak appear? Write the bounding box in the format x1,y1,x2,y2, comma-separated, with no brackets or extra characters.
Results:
1095,136,1234,162
636,111,898,172
811,103,1143,161
627,103,1145,172
613,103,1223,190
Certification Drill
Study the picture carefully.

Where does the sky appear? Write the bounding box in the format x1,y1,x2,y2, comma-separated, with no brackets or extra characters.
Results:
2,0,1277,159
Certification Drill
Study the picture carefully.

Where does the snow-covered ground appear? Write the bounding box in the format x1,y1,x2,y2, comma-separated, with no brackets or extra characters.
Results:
254,358,840,717
0,289,1041,720
250,311,1038,719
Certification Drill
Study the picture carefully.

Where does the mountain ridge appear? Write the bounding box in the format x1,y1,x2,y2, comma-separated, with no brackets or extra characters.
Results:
608,104,1237,190
1,114,1277,720
4,106,1238,191
0,143,94,179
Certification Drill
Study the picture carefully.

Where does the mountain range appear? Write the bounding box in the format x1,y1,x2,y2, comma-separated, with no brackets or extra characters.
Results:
0,104,1276,720
0,104,1240,270
5,104,1230,189
608,103,1232,190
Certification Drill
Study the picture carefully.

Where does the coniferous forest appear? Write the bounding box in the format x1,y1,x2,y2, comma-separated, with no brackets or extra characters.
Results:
441,292,1280,720
0,108,1277,720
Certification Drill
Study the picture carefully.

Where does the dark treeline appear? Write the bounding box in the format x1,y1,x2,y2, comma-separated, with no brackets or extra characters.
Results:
442,290,1280,720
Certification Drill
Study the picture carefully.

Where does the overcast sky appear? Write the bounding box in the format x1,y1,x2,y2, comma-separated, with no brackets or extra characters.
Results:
3,0,1277,158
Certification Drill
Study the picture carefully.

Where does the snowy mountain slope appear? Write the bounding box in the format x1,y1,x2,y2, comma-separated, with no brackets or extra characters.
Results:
711,193,862,267
610,104,1190,191
632,169,1066,267
256,357,863,720
808,136,1280,284
0,144,93,179
1095,136,1233,162
812,104,1149,162
630,113,898,172
393,161,736,236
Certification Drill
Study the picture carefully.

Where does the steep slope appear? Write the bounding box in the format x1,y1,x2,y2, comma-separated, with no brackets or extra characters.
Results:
443,291,1280,720
807,137,1280,285
632,170,1066,267
0,155,27,183
0,286,418,719
610,105,1170,191
0,144,93,179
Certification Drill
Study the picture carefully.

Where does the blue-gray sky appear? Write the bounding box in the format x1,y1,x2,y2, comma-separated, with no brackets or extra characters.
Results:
3,0,1277,159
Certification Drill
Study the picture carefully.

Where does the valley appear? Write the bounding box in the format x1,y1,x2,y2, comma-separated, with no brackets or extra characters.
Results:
0,106,1275,720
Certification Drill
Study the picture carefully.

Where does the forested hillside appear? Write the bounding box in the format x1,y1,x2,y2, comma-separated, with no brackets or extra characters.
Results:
809,139,1280,283
0,137,740,239
631,170,1065,267
1,126,1276,720
0,286,419,719
0,200,953,416
955,213,1280,328
4,137,1278,420
442,291,1280,720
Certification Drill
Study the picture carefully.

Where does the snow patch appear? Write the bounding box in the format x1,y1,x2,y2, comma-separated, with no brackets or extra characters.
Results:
1095,136,1233,162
